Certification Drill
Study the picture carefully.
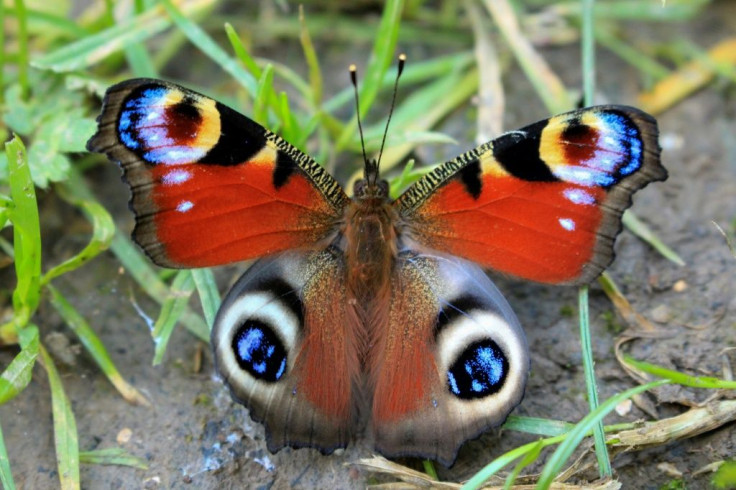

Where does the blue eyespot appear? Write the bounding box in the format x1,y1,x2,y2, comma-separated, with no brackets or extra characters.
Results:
447,340,508,399
232,321,287,382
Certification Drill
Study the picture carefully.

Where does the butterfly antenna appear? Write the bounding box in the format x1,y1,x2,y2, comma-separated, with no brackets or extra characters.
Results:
350,64,371,178
376,53,406,172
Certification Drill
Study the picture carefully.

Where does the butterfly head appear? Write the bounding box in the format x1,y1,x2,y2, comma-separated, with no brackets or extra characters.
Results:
354,158,389,200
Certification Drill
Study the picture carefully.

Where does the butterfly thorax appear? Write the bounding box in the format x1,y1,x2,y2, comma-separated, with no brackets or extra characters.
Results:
344,176,397,306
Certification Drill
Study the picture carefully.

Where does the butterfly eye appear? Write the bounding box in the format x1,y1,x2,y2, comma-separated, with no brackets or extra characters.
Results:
232,320,288,382
435,307,527,407
212,281,302,392
447,339,509,399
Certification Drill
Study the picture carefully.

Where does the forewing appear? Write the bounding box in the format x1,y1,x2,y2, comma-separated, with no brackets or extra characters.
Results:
87,79,349,268
395,106,666,285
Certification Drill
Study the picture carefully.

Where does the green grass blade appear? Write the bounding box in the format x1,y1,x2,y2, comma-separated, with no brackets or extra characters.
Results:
0,419,15,490
462,433,568,489
12,0,30,99
2,6,90,37
535,380,669,489
60,168,210,342
110,231,209,341
253,64,274,126
32,0,213,73
152,270,196,365
191,268,220,330
579,286,611,477
557,0,709,22
504,439,544,489
596,26,671,80
47,285,149,405
374,68,478,173
623,356,736,389
6,136,40,324
79,448,148,469
41,197,114,286
39,344,80,490
299,5,323,106
0,1,4,105
502,415,575,437
580,0,612,477
0,325,39,404
158,0,257,96
224,22,261,76
713,460,736,489
335,0,404,151
622,211,685,266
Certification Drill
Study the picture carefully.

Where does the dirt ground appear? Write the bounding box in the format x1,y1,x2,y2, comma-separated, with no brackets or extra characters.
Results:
1,2,735,489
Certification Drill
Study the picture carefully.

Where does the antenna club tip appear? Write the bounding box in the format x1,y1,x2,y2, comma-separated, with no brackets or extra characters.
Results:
397,54,406,75
349,64,357,72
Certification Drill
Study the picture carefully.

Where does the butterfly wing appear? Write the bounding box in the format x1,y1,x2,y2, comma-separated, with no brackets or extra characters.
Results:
87,79,349,268
211,249,361,453
369,251,529,466
395,106,666,285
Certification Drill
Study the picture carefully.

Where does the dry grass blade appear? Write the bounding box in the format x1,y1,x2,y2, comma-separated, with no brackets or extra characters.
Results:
481,0,570,114
638,38,736,114
354,456,623,489
464,0,504,140
354,456,459,488
609,400,736,451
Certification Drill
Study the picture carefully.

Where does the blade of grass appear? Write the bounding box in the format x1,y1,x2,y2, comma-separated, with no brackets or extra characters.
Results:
79,448,148,469
39,344,80,490
579,0,611,478
0,325,39,404
595,25,671,81
622,211,685,266
505,439,544,489
483,0,571,114
61,169,209,341
299,5,322,107
554,0,709,22
364,68,479,175
2,6,91,37
0,1,5,105
111,231,208,341
191,268,220,330
120,0,158,78
638,38,736,115
41,197,115,286
622,356,736,389
335,0,404,151
6,135,40,329
12,0,30,99
152,270,196,365
535,380,669,489
0,419,15,490
465,0,504,140
48,285,149,405
253,64,275,126
502,415,575,437
579,286,611,477
32,0,215,73
323,51,474,114
158,0,257,96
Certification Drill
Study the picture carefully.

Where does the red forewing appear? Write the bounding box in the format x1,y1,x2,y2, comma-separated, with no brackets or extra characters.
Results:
87,78,349,268
395,106,666,285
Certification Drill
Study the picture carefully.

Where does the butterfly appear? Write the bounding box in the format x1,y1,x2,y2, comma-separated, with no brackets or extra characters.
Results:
87,73,665,466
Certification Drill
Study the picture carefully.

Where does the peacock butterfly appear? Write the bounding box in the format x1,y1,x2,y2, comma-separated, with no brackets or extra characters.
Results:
87,61,665,465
